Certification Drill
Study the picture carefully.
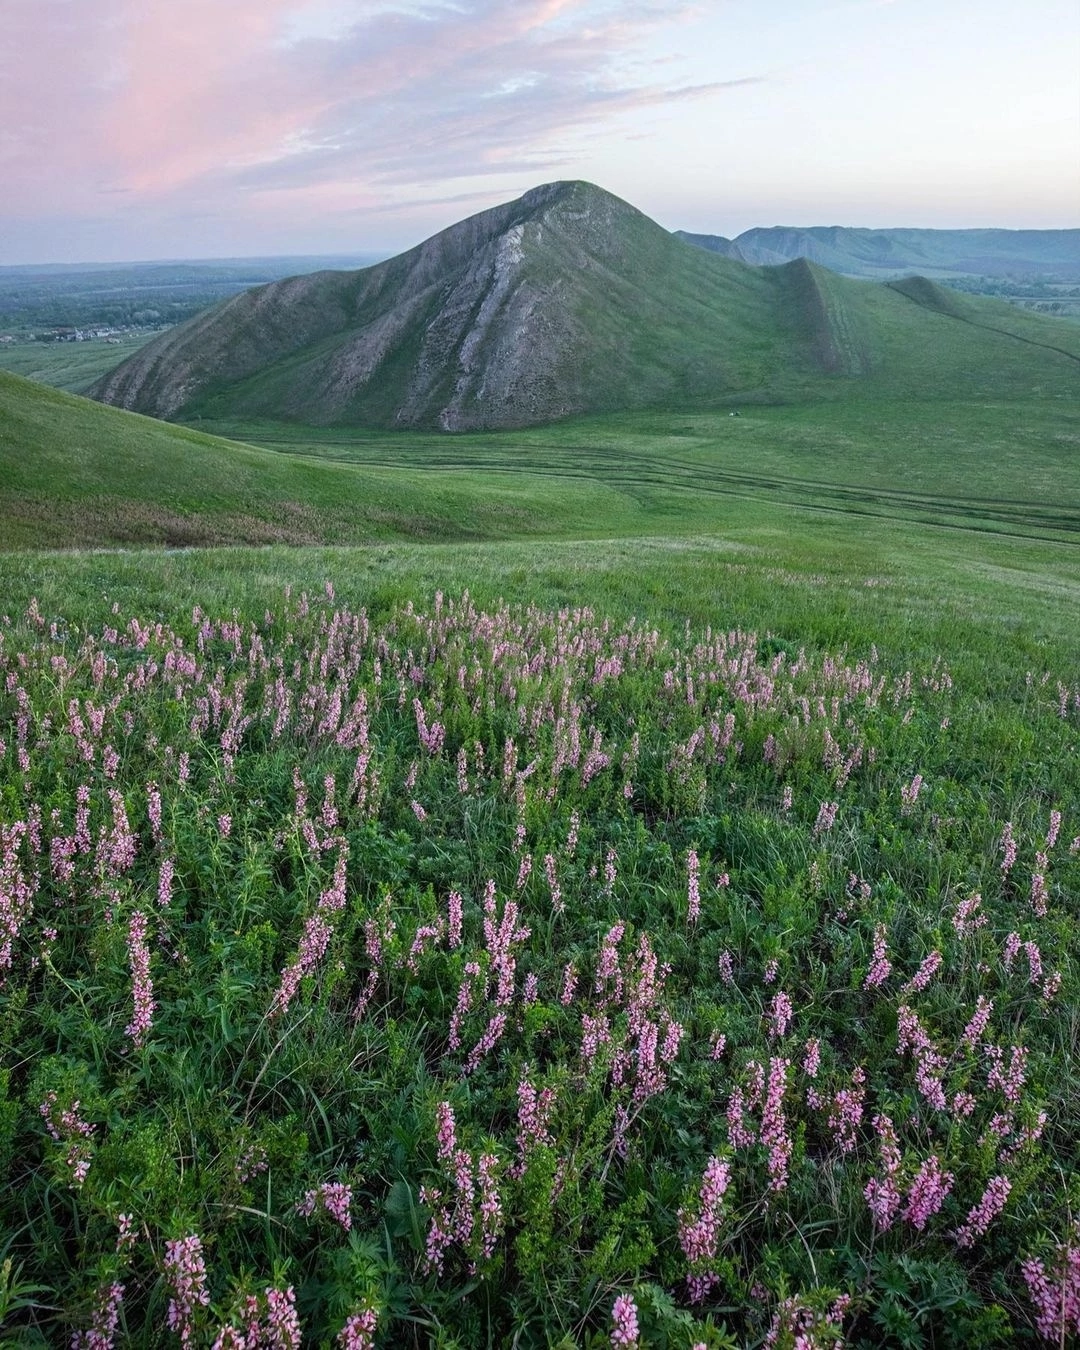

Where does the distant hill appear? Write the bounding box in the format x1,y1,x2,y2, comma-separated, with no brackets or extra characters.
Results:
675,225,1080,281
0,255,385,338
93,182,1080,431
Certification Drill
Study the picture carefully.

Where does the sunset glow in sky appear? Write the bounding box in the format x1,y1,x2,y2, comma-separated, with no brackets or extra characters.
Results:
4,0,1079,263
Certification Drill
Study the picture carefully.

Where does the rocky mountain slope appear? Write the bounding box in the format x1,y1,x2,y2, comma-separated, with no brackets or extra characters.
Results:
92,182,1080,431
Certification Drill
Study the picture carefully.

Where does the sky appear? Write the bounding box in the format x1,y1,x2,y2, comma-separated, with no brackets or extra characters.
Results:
3,0,1079,264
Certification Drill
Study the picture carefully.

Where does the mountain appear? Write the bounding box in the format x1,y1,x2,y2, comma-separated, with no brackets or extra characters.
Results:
674,225,1080,280
92,182,1080,432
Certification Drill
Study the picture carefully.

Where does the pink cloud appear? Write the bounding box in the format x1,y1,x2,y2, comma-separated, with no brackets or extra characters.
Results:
3,0,751,237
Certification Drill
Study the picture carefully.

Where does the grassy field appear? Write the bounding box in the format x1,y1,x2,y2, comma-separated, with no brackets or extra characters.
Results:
3,356,1080,1345
0,334,157,393
5,366,1080,558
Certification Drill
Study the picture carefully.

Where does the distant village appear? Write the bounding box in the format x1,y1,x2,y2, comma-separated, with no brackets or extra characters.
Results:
0,324,166,345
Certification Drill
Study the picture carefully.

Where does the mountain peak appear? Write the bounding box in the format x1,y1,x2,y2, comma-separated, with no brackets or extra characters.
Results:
91,184,1080,431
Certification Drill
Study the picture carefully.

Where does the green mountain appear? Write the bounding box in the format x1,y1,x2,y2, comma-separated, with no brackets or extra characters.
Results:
92,182,1080,431
675,225,1080,280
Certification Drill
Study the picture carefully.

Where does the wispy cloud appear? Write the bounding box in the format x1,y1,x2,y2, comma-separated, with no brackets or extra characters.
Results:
3,0,758,244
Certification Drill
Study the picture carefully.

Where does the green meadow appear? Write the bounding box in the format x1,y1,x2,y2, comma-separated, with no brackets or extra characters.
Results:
0,335,157,394
2,351,1080,1346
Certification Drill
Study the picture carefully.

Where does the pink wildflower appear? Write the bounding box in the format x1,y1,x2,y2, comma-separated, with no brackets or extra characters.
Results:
865,1113,903,1230
39,1091,94,1188
511,1068,556,1178
163,1235,210,1346
953,892,986,936
72,1281,124,1350
903,1154,954,1230
1021,1231,1080,1342
261,1286,301,1349
337,1307,378,1350
960,995,994,1049
954,1175,1011,1247
863,924,892,989
297,1181,353,1232
1000,823,1017,876
124,910,154,1049
435,1101,457,1163
901,950,942,995
767,990,793,1039
610,1294,640,1348
464,1012,507,1074
761,1057,792,1191
686,849,701,923
986,1043,1028,1104
544,853,562,912
827,1066,866,1154
446,890,463,948
476,1152,503,1262
802,1037,820,1079
678,1155,731,1302
900,774,923,813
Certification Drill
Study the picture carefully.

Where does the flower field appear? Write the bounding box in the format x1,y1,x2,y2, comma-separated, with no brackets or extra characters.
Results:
1,584,1079,1347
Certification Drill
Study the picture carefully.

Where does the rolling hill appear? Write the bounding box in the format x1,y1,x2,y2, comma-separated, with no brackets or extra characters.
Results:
91,182,1079,433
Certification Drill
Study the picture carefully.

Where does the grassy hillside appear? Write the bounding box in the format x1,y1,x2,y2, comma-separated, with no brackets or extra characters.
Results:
0,369,637,548
6,366,1080,558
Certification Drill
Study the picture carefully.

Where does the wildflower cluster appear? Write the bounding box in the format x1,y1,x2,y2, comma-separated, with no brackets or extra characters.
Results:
0,588,1076,1346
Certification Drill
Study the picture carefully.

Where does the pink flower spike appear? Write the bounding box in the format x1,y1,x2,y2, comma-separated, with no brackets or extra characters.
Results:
954,1175,1011,1247
903,1154,954,1231
610,1294,640,1348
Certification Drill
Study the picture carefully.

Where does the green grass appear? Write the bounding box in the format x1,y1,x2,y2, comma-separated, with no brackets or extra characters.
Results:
5,366,1080,554
4,363,1080,672
5,337,1080,1345
0,334,156,393
2,548,1080,1346
2,520,1078,688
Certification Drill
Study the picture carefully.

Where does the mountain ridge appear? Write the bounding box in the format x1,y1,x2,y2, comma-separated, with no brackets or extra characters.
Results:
92,182,1080,431
675,225,1080,279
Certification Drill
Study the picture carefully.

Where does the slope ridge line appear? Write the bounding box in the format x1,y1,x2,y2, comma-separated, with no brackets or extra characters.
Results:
885,280,1080,367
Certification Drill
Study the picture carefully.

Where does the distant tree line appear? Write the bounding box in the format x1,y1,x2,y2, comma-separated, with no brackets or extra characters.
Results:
0,291,234,335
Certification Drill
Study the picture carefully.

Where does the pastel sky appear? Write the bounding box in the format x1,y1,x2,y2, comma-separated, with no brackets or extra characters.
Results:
4,0,1078,263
